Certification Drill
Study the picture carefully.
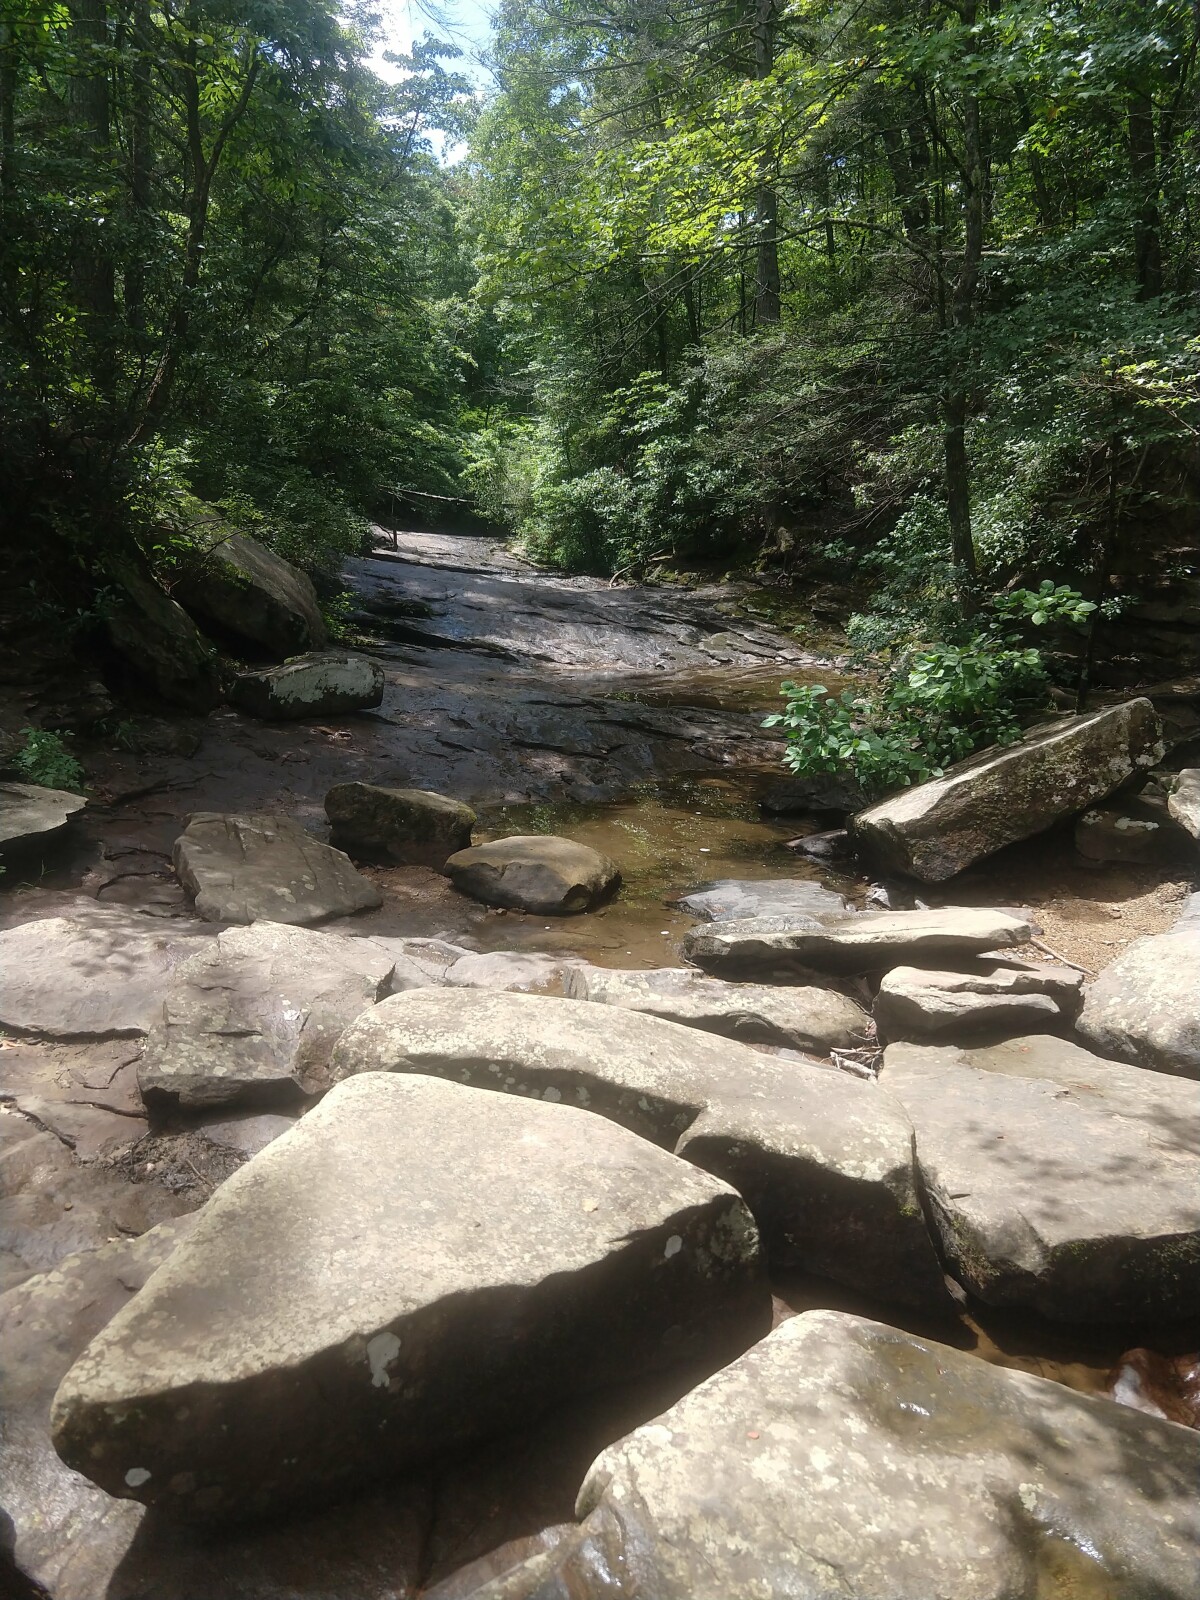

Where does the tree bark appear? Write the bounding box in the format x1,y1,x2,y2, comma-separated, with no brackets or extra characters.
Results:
752,0,780,325
1128,88,1164,299
69,2,116,361
125,0,152,332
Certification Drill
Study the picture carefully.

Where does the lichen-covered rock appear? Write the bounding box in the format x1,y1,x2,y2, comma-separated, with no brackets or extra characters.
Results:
454,1310,1200,1600
873,963,1082,1043
1168,768,1200,840
50,1072,768,1523
0,782,87,853
331,990,946,1308
173,813,381,924
1077,926,1200,1079
683,906,1031,981
880,1035,1200,1320
0,908,214,1037
326,782,476,866
853,700,1165,881
444,835,620,914
229,652,384,720
565,964,869,1054
138,922,395,1109
174,527,328,659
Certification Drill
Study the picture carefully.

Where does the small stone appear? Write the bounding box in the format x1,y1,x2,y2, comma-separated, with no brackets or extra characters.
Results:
325,782,476,867
230,652,384,721
444,835,620,915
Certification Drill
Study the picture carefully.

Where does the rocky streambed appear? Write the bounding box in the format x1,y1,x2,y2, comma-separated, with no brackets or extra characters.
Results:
1,529,1198,1599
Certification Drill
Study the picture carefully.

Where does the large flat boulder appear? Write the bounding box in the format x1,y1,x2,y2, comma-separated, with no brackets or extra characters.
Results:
675,878,845,921
0,909,214,1037
229,651,384,720
683,906,1031,981
1077,926,1200,1079
331,991,946,1307
50,1072,769,1523
874,962,1082,1043
0,782,87,852
457,1310,1200,1600
444,835,620,914
102,558,227,712
137,922,395,1109
173,813,382,924
326,781,476,866
852,699,1164,881
175,528,328,659
879,1036,1200,1320
564,964,869,1054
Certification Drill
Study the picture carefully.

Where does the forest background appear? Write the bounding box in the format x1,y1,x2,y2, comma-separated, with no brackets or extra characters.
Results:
1,0,1197,689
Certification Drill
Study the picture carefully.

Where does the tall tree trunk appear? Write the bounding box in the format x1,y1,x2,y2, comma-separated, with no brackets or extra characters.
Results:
69,1,115,340
752,0,780,325
1128,88,1164,298
125,0,152,332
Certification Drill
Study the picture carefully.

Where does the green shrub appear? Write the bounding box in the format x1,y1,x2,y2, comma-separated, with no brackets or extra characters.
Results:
13,729,86,791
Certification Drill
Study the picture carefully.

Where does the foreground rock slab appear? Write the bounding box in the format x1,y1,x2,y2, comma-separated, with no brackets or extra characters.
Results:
174,812,381,924
332,991,946,1307
853,699,1164,881
444,835,620,914
874,962,1082,1043
138,922,394,1108
450,1310,1200,1600
684,906,1031,980
0,909,214,1036
880,1035,1200,1321
565,964,869,1054
51,1072,768,1523
0,782,87,852
326,781,476,866
175,527,328,659
675,878,845,921
1077,925,1200,1079
229,651,384,720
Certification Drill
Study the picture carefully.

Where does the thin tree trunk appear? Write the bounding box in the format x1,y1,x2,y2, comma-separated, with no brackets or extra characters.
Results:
1128,88,1164,298
125,0,152,332
752,0,780,325
69,2,116,374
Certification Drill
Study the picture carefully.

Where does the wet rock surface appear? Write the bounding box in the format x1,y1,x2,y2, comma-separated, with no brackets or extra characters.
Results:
684,905,1032,980
1077,923,1200,1078
873,962,1082,1043
444,835,620,914
853,700,1165,881
564,963,869,1054
51,1072,769,1523
448,1311,1200,1600
138,921,395,1108
675,876,845,920
880,1035,1200,1321
326,781,476,866
173,812,382,924
230,651,385,720
332,989,945,1306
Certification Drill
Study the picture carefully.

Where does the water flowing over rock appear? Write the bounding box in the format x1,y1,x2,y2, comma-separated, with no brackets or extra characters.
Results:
229,651,385,720
1168,768,1200,839
879,1035,1200,1321
852,700,1165,881
444,835,620,914
325,781,476,866
331,990,946,1307
138,922,395,1108
675,878,846,921
173,812,381,924
446,1311,1200,1600
50,1072,769,1523
174,528,328,659
873,963,1082,1043
683,906,1032,981
0,782,87,853
1077,924,1200,1079
0,908,214,1036
564,964,869,1054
